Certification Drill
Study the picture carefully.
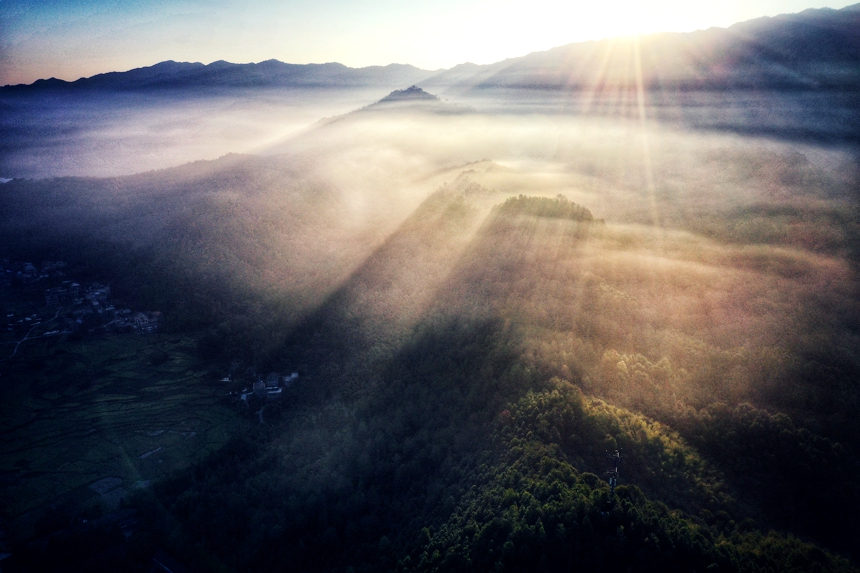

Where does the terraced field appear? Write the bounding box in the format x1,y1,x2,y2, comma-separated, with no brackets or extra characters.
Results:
0,333,242,523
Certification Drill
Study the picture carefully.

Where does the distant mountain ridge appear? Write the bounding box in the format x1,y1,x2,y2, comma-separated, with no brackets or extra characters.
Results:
2,3,859,95
422,3,860,92
0,59,436,92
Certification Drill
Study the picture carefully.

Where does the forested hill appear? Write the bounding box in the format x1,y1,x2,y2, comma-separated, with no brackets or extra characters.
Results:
496,195,603,222
119,189,858,572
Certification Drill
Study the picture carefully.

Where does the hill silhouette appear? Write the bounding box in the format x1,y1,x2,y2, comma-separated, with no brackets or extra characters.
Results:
376,85,439,103
0,59,435,92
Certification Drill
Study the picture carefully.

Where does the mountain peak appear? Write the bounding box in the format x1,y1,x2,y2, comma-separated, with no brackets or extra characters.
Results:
376,85,439,104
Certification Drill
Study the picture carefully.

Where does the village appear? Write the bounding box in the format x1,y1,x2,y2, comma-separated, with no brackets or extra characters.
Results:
1,258,302,409
223,371,299,405
1,259,163,344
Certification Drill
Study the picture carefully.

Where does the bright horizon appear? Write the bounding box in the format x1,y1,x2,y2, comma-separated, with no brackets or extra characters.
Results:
1,0,857,86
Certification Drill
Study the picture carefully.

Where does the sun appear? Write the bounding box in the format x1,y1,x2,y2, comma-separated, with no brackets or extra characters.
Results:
393,1,722,70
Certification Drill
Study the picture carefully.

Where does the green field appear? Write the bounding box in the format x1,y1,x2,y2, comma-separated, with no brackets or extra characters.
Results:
0,332,242,525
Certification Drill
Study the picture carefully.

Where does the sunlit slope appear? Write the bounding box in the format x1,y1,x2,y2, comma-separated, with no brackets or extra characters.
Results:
3,102,854,425
266,166,859,554
416,382,855,573
400,196,859,553
408,192,856,423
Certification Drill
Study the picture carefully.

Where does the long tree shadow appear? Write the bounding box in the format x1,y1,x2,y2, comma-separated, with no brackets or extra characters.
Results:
273,183,492,391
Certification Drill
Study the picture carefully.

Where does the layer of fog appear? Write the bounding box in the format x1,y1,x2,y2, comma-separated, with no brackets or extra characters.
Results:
271,103,857,229
2,85,857,181
1,82,857,431
0,87,387,179
444,88,860,147
257,104,858,431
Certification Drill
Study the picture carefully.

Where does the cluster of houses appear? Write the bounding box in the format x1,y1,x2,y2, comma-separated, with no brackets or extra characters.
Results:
2,259,163,335
227,372,299,404
71,284,163,333
5,312,45,332
47,281,163,333
0,259,68,286
129,311,164,333
47,281,109,310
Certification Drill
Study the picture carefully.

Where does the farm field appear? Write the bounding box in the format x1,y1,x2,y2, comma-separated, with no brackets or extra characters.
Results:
0,332,243,528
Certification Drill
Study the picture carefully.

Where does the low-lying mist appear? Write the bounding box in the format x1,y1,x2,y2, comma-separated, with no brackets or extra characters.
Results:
3,92,856,384
4,85,857,182
0,87,391,179
257,103,859,444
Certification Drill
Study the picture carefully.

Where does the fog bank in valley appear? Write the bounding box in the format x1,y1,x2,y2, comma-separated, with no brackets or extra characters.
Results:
5,92,855,427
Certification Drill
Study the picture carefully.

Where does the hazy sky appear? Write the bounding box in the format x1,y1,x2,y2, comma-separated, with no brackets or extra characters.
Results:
1,0,857,86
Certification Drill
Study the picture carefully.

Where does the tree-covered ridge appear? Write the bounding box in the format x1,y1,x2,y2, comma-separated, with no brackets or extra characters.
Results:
417,381,854,573
670,402,860,555
505,383,734,517
496,195,602,223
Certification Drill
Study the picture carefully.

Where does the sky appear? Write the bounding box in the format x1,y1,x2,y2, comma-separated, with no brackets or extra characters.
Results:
1,0,857,86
